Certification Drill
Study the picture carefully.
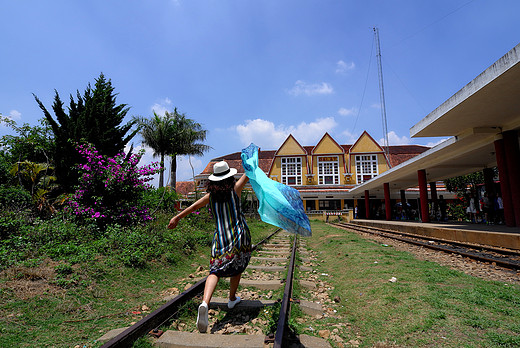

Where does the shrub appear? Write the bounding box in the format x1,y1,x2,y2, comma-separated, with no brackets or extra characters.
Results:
0,186,32,212
139,187,179,213
66,143,161,227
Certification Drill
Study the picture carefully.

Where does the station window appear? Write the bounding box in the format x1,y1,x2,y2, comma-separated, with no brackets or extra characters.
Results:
281,157,302,186
355,155,378,184
318,156,339,185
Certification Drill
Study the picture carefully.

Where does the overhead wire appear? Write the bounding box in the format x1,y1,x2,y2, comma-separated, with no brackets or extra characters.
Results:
352,33,375,135
388,0,478,49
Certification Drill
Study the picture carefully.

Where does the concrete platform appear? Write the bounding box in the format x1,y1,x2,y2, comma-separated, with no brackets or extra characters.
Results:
352,219,520,250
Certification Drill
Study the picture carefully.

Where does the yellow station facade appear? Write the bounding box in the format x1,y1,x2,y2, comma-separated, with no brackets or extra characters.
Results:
196,131,430,219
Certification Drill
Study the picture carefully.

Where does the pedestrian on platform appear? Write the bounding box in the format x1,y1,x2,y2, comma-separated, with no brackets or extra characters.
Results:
466,193,477,223
439,195,447,222
495,193,504,224
168,161,252,333
481,192,490,224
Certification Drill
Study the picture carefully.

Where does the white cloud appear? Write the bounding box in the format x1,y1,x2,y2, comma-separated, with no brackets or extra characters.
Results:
235,117,338,149
9,110,22,120
151,98,173,116
287,80,334,96
379,131,411,145
425,138,449,148
235,119,288,148
1,110,22,127
371,103,382,109
338,107,355,116
336,60,355,74
341,129,360,144
291,117,338,144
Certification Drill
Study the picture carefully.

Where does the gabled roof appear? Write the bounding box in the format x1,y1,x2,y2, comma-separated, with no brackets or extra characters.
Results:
349,130,385,153
198,142,429,178
312,132,344,155
275,134,307,156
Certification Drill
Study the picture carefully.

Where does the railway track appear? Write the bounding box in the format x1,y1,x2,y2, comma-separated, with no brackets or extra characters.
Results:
99,229,330,348
330,222,520,271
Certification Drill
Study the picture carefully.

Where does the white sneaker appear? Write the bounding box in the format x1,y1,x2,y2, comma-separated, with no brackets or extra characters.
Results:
228,296,241,309
197,302,208,333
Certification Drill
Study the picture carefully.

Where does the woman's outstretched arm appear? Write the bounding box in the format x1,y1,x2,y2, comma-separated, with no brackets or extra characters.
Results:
168,193,210,229
234,174,249,197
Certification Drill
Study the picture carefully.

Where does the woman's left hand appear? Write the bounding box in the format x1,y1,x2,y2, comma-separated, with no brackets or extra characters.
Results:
168,216,180,229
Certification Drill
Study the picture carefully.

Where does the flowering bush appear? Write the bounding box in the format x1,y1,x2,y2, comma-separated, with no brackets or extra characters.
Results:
67,143,162,226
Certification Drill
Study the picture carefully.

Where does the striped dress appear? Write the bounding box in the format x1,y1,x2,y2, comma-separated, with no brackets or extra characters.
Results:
208,190,252,277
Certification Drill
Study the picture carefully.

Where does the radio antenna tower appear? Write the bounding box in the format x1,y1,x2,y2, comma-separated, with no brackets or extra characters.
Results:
374,27,391,166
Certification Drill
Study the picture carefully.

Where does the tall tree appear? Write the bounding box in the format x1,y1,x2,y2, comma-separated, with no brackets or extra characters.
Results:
166,108,210,191
33,73,137,191
133,112,174,188
444,171,485,197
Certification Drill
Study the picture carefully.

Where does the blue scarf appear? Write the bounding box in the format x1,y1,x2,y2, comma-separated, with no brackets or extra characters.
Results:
241,143,311,236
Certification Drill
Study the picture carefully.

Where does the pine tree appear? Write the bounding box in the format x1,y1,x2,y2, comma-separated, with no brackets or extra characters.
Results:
34,73,137,191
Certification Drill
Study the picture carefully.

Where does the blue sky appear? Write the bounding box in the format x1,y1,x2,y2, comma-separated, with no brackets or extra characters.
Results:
1,0,519,185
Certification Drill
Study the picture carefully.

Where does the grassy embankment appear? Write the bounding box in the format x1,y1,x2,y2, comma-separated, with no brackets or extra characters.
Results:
293,220,520,347
0,211,276,347
2,218,519,347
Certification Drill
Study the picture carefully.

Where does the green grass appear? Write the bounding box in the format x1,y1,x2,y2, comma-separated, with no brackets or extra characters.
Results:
3,217,518,347
302,220,520,347
0,213,276,347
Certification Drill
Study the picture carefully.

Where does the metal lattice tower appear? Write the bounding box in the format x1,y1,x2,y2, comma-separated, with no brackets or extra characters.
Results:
374,27,390,165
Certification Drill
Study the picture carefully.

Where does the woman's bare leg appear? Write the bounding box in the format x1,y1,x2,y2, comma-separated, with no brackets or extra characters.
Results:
203,274,219,304
229,273,241,300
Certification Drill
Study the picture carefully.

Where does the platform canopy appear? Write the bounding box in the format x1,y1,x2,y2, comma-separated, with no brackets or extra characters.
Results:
348,43,520,199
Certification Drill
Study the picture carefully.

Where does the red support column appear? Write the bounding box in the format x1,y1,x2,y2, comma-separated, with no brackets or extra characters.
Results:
495,135,516,226
503,130,520,226
364,190,370,219
483,168,495,195
384,183,391,221
418,169,429,223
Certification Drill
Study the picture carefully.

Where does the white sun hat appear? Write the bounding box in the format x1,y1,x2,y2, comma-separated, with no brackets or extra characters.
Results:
208,161,237,181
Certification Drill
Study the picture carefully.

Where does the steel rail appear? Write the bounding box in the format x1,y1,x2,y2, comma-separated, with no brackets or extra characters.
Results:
338,222,520,256
273,235,298,348
100,228,283,347
100,277,206,348
252,228,283,251
332,222,520,270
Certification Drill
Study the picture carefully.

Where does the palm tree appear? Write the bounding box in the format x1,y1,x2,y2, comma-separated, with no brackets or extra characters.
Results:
134,108,210,190
133,112,174,188
167,108,211,191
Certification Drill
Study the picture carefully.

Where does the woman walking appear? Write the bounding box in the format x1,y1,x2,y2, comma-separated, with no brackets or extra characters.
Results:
167,161,252,333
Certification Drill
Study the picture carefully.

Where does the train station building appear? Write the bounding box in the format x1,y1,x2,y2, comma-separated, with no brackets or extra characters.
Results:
349,43,520,227
193,43,520,228
195,131,448,220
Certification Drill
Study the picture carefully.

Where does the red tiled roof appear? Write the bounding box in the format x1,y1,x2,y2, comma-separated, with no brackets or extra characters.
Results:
387,145,429,167
176,181,195,196
199,145,429,176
